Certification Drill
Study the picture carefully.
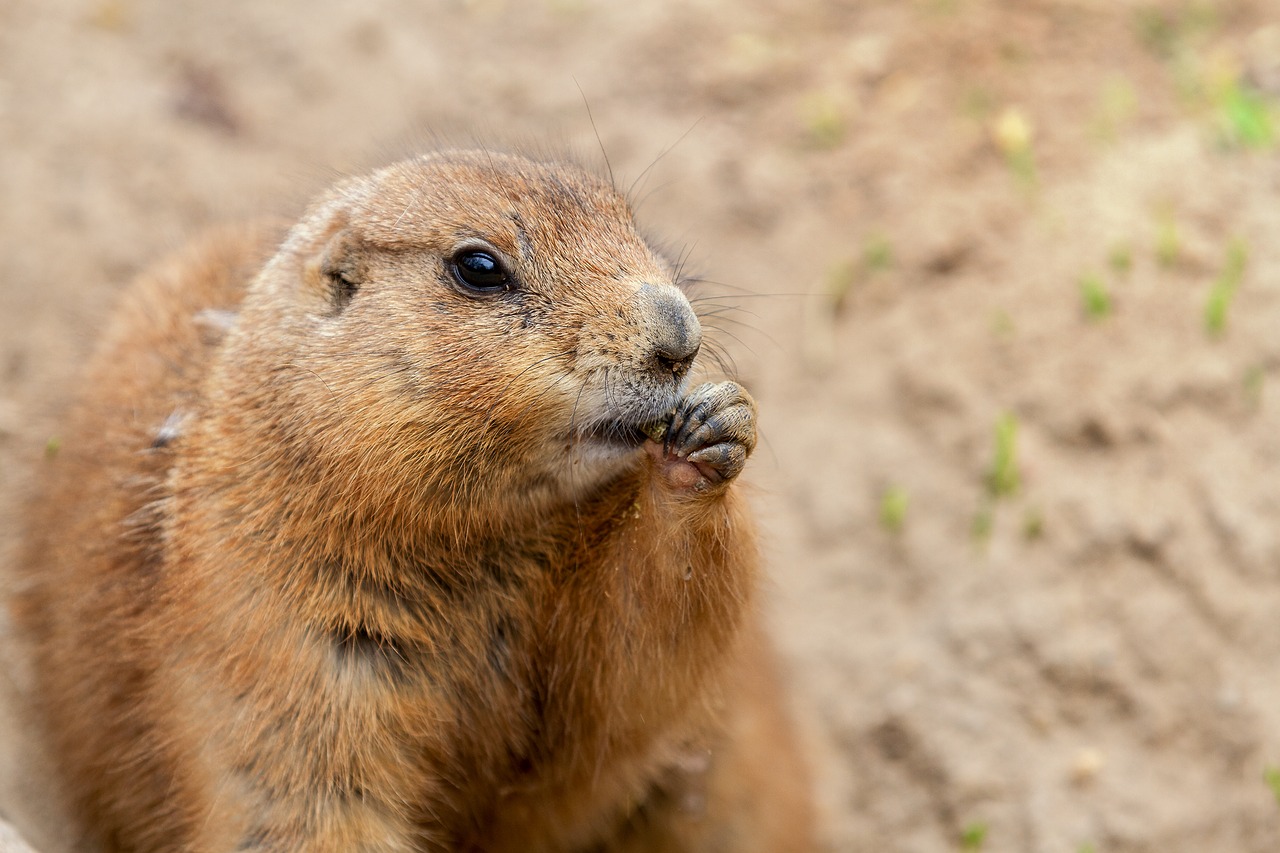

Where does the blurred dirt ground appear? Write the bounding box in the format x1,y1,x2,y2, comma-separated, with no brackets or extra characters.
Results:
5,1,1280,851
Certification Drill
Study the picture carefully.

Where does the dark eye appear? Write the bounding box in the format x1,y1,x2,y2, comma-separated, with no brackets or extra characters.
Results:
451,250,511,293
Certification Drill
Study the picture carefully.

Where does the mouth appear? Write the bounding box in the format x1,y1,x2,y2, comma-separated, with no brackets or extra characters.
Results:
566,375,684,454
575,414,672,450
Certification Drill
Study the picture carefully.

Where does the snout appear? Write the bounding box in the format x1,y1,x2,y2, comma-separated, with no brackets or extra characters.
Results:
632,282,702,380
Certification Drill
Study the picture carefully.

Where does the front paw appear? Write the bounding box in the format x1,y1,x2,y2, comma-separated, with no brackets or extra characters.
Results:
647,382,757,492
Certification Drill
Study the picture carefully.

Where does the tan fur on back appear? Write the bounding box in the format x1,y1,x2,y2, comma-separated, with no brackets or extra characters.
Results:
14,151,811,852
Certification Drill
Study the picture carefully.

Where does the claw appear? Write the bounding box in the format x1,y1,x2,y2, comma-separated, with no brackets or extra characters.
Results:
650,381,756,492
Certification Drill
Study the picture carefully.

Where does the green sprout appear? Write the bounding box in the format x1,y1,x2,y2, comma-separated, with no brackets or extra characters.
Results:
1224,237,1248,281
44,436,62,460
820,235,891,316
1204,282,1233,337
1204,238,1247,338
972,504,994,545
987,413,1020,498
802,90,847,148
824,258,860,314
1244,365,1265,409
1108,242,1133,275
879,486,909,533
1265,766,1280,806
990,309,1016,338
960,821,988,850
1023,507,1045,541
1080,273,1112,321
1135,4,1218,58
863,233,894,272
1155,211,1181,268
1135,8,1179,57
1217,81,1275,149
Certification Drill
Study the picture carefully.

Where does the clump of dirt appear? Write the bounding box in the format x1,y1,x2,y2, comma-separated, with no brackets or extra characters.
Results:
4,1,1280,850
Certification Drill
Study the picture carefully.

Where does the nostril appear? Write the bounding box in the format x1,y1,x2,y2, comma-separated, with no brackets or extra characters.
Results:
655,342,701,378
652,316,702,379
634,281,703,380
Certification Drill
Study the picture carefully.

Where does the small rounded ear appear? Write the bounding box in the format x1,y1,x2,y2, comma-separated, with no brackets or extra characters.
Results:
304,226,365,313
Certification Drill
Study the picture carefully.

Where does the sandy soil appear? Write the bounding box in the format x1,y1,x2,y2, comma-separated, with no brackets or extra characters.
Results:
4,1,1280,850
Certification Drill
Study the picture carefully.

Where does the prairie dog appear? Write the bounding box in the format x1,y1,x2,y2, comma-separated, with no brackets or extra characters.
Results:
15,151,812,852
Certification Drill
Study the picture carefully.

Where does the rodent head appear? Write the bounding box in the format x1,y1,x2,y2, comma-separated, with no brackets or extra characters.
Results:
230,150,705,508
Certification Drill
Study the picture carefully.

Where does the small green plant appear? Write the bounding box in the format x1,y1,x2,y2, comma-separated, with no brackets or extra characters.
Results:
987,413,1020,498
1135,4,1217,58
971,505,994,544
822,236,891,315
1245,365,1265,409
1080,273,1112,321
1155,211,1181,267
824,258,860,313
960,821,988,850
1204,281,1233,336
802,90,847,148
1264,765,1280,806
863,233,894,272
1023,507,1045,541
1217,81,1275,149
1224,237,1248,282
990,309,1016,338
1135,8,1179,57
1077,844,1097,853
44,436,62,460
879,486,909,533
1204,238,1248,337
1108,242,1133,275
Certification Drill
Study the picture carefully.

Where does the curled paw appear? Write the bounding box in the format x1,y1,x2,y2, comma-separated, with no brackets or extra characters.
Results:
646,382,757,492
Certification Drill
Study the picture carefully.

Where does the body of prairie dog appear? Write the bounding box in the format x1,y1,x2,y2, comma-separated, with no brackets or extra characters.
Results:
14,151,811,852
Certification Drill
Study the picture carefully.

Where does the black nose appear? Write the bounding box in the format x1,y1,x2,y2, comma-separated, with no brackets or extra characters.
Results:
654,331,700,378
636,283,702,379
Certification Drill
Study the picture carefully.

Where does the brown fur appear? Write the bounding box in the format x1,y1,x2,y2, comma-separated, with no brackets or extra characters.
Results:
13,151,811,852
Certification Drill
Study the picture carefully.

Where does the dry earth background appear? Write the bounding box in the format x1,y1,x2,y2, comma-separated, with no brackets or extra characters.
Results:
2,0,1280,851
